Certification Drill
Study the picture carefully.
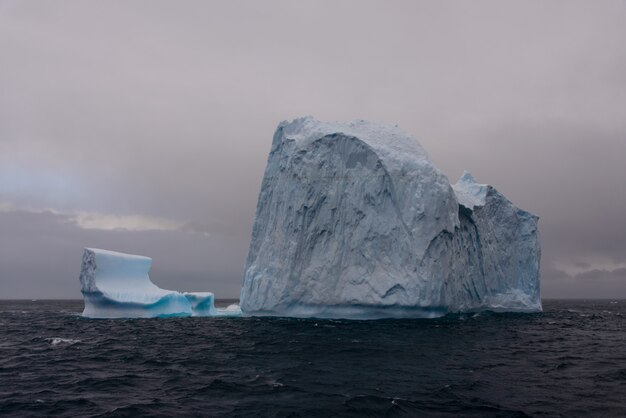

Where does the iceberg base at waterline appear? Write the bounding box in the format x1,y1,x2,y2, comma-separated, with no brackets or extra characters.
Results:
79,248,241,318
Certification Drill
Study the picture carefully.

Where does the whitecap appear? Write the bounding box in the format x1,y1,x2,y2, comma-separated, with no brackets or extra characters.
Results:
45,338,81,346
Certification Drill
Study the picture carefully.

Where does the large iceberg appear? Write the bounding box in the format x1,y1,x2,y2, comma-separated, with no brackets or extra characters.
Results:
240,116,541,318
79,248,240,318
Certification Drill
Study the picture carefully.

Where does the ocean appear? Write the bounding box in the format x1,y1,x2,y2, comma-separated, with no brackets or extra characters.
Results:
0,299,624,417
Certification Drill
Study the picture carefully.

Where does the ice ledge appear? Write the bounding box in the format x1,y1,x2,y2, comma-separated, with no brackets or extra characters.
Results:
79,248,241,319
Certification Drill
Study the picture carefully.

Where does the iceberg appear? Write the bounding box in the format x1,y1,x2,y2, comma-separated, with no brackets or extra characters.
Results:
79,248,241,318
240,116,541,318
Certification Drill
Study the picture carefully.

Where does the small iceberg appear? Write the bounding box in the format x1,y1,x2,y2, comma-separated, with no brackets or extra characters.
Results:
79,248,241,318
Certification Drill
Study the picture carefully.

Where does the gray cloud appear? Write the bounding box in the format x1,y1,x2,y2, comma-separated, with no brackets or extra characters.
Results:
541,266,626,299
1,0,625,298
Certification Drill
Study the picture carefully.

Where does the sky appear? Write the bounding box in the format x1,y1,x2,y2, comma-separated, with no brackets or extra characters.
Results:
1,0,625,299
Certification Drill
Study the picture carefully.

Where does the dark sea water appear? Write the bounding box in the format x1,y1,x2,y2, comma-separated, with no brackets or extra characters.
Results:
1,300,625,417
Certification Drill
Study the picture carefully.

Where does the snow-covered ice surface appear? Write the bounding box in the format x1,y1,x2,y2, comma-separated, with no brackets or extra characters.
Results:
79,248,240,318
240,116,541,319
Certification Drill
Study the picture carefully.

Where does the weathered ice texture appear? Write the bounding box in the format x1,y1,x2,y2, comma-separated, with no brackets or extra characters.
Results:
79,248,240,318
448,172,541,311
240,117,541,318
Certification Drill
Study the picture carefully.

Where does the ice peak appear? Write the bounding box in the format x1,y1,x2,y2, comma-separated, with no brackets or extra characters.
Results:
459,170,478,184
453,171,489,210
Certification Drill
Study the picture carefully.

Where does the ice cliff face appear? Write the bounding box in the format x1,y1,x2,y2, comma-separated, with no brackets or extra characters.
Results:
79,248,240,318
240,117,541,318
447,172,541,311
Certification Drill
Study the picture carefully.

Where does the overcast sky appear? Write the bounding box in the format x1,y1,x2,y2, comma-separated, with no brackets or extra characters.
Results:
1,0,625,299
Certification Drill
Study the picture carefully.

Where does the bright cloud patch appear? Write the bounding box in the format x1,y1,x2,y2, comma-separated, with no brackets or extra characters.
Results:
0,202,187,233
73,213,182,232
